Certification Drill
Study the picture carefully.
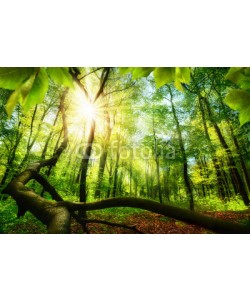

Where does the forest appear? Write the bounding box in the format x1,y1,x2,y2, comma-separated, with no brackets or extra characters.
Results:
0,67,250,234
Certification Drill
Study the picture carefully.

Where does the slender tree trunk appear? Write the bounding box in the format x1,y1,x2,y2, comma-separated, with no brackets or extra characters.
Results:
106,162,113,198
219,158,233,198
129,161,133,195
145,162,150,198
19,105,49,169
112,139,120,197
118,169,124,195
40,94,67,196
95,112,112,198
155,158,162,203
196,159,206,198
79,120,96,203
41,107,60,159
152,115,162,203
168,87,194,210
163,166,170,201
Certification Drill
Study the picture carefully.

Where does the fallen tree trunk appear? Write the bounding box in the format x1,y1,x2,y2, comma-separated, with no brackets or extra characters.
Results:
58,197,250,234
2,167,71,233
3,172,250,234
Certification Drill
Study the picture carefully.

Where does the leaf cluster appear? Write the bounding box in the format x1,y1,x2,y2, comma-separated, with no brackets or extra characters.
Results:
224,67,250,126
0,67,74,117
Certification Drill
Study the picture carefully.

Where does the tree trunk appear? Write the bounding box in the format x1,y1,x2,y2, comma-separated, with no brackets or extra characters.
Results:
95,111,112,198
40,127,64,197
41,106,60,159
168,86,194,210
112,142,120,197
5,164,250,234
106,161,113,198
19,105,49,169
79,120,96,203
152,115,163,203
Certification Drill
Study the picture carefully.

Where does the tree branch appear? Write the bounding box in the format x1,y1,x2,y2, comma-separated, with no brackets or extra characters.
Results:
69,68,89,98
79,67,103,81
93,67,110,103
103,81,136,98
33,173,64,202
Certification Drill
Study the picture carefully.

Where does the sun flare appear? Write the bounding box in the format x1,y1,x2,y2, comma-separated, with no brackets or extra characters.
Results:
68,88,105,140
81,100,97,121
73,89,100,123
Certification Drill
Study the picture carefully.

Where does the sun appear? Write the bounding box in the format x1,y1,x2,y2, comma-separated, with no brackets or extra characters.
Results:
68,87,106,140
81,100,97,121
73,89,100,122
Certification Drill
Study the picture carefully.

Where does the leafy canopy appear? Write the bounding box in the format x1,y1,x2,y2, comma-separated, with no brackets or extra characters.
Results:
119,67,191,91
1,66,250,127
0,67,74,117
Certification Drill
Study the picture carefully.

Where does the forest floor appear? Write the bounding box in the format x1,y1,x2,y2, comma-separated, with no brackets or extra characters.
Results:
1,200,250,234
71,209,250,234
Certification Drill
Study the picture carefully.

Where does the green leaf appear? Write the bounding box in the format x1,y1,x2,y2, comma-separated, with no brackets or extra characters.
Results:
175,67,190,84
131,67,155,79
5,74,36,117
119,67,133,75
174,68,190,92
5,90,19,117
47,67,73,88
242,68,250,76
119,67,154,79
5,68,49,117
174,80,184,92
118,67,190,91
225,67,250,90
225,67,244,83
154,67,175,88
23,68,49,111
224,89,250,126
0,67,35,90
119,67,190,91
238,78,250,90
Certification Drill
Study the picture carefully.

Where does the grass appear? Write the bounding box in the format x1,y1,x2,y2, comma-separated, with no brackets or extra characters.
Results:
0,198,46,234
